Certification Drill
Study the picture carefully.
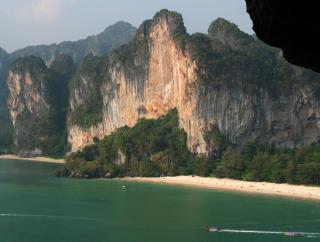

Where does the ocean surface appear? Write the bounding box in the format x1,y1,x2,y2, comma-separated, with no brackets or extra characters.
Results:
0,159,320,242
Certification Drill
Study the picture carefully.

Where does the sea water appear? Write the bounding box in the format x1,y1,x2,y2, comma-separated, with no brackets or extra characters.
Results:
0,159,319,242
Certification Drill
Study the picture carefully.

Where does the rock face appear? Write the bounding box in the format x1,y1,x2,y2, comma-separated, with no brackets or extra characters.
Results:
1,22,136,151
0,48,12,151
7,57,49,155
4,10,320,156
7,55,75,156
68,10,320,155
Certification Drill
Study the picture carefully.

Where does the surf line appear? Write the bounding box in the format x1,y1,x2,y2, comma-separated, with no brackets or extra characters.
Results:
0,213,104,222
218,229,320,237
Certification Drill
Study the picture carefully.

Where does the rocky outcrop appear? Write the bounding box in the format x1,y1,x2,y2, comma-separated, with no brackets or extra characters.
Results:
7,57,49,154
68,10,320,155
0,47,12,151
1,22,136,152
7,55,74,156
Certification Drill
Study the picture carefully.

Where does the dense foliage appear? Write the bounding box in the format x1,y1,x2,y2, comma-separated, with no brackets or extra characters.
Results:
68,54,106,128
59,109,215,178
63,101,320,185
186,18,320,95
61,114,320,185
216,143,320,185
11,56,47,77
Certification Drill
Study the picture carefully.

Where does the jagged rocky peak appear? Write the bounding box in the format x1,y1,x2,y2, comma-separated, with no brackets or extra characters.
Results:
151,9,187,37
10,55,47,80
208,18,253,49
133,9,187,41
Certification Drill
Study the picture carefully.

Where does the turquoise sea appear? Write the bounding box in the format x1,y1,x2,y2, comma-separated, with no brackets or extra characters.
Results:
0,159,320,242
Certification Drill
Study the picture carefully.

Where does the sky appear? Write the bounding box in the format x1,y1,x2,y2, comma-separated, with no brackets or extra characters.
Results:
0,0,253,53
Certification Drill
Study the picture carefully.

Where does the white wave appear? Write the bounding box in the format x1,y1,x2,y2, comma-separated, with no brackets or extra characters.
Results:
222,229,283,235
0,213,104,222
212,228,320,238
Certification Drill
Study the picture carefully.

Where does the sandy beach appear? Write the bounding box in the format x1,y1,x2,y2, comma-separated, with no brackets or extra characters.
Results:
0,154,65,164
124,176,320,201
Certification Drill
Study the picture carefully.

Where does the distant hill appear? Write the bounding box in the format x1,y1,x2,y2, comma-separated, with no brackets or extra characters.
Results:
0,47,7,60
8,21,137,64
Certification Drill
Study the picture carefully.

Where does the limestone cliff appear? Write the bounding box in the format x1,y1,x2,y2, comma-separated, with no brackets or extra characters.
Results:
7,55,75,156
0,47,12,151
1,22,136,152
68,10,320,155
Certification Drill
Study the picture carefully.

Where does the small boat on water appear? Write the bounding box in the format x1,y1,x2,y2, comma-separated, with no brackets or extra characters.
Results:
284,232,303,237
207,226,223,232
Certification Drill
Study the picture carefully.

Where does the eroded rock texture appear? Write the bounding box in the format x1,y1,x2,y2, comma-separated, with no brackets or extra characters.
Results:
68,10,320,155
7,55,74,156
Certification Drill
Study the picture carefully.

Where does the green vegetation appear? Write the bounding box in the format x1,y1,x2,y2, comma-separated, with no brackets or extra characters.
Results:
58,15,320,183
3,12,320,186
0,21,136,152
59,109,215,178
215,143,320,185
61,114,320,185
68,54,106,129
11,56,47,78
208,18,253,47
185,18,320,95
61,108,320,185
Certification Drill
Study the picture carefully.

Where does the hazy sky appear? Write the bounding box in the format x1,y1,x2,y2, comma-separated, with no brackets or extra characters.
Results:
0,0,253,53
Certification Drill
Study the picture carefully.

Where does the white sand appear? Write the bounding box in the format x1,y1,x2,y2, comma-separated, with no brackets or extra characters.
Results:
0,154,65,164
124,176,320,201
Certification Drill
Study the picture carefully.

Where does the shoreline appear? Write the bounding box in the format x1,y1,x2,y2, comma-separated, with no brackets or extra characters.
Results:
123,176,320,201
0,154,65,164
